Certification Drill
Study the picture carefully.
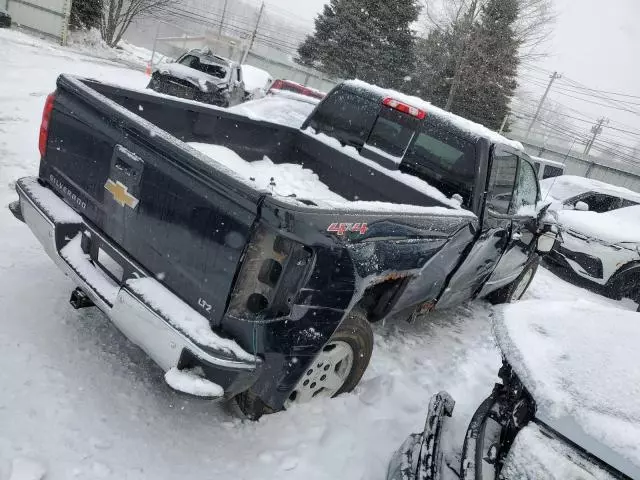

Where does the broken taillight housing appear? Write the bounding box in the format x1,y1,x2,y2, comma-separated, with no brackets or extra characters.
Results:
227,226,313,320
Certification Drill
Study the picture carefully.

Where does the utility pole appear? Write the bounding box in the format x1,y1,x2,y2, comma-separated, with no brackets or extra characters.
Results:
218,0,228,38
498,113,509,134
584,117,609,177
240,2,265,64
149,23,160,68
524,71,562,141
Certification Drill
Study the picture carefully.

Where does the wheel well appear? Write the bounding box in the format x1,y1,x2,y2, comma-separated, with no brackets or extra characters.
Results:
606,261,640,297
357,276,410,323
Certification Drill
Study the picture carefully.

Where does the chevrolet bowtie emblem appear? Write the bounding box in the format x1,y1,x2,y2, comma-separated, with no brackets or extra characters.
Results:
104,179,139,209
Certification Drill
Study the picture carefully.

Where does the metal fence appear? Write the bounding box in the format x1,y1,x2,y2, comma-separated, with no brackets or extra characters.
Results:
244,51,338,93
520,140,640,192
5,0,72,44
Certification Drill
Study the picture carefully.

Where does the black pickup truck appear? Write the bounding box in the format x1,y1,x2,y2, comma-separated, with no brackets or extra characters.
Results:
9,75,555,418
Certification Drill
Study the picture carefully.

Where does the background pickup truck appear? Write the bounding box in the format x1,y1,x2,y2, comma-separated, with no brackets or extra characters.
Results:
10,74,555,418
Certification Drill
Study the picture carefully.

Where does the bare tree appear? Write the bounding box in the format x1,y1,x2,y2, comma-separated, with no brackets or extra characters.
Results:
421,0,555,60
101,0,172,47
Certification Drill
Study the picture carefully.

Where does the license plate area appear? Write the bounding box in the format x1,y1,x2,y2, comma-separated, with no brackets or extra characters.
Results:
81,228,143,285
97,247,124,282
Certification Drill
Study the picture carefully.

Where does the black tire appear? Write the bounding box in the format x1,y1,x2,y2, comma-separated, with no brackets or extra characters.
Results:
606,269,640,303
235,308,374,419
328,307,374,396
485,255,540,305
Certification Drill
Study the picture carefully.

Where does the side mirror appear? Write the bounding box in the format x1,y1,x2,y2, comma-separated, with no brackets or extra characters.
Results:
537,231,557,253
575,201,589,211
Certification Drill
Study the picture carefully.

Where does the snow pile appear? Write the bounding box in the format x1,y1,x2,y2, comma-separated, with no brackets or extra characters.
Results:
68,28,109,50
556,205,640,244
164,367,224,398
188,142,474,215
8,457,47,480
495,299,640,471
20,177,82,224
188,142,345,203
126,277,255,362
503,423,616,480
345,80,524,151
241,64,273,98
118,41,170,66
67,29,163,70
540,175,640,204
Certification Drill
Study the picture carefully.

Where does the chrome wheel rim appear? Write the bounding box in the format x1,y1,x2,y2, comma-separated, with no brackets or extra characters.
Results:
285,340,354,407
513,268,534,301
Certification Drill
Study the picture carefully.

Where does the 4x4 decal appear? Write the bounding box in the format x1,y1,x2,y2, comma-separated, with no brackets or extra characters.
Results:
327,223,368,236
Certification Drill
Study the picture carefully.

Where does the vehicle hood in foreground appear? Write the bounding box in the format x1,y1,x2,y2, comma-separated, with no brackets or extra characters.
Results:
494,299,640,479
557,206,640,244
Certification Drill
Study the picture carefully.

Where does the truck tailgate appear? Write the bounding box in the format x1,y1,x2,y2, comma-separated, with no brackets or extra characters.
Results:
40,75,262,325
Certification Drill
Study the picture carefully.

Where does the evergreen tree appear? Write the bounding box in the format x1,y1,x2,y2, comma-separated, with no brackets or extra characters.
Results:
450,0,520,130
410,0,520,130
70,0,103,30
297,0,420,89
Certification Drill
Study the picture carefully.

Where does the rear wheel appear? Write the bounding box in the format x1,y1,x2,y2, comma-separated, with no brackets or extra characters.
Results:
235,308,373,419
486,256,540,305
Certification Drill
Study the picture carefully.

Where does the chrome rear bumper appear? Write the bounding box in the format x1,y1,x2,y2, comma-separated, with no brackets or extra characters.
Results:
14,177,261,398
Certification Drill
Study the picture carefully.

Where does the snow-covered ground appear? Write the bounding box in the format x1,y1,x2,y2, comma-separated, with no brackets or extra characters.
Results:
0,28,636,480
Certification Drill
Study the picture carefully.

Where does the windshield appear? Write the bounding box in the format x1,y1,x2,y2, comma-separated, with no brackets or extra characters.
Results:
179,54,228,79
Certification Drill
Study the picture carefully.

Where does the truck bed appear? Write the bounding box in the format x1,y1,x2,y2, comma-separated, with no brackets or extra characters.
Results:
40,75,473,329
85,77,460,209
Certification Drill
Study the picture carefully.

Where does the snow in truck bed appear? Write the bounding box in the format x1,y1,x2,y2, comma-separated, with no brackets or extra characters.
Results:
494,299,640,474
187,142,475,216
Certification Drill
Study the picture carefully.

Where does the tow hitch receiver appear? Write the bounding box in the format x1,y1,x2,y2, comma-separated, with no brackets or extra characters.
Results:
70,287,95,309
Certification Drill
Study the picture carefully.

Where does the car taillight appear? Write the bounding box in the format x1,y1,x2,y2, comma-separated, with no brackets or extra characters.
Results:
39,92,56,157
268,79,284,93
383,97,426,119
227,226,313,320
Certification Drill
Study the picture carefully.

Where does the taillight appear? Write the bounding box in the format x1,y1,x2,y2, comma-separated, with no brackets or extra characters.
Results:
383,97,426,119
39,92,56,157
268,79,284,93
227,227,312,320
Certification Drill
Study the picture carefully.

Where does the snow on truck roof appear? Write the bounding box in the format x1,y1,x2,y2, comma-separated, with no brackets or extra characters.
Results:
344,80,525,152
495,300,640,477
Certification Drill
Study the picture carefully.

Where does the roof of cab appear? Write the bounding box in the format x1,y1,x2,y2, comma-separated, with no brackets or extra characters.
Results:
340,80,525,152
187,48,236,67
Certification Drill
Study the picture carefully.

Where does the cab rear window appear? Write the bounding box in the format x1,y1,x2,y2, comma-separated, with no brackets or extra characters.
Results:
401,124,477,206
306,90,379,147
366,112,415,157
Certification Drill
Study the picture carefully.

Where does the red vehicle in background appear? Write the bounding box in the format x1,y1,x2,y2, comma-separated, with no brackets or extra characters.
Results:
268,79,326,100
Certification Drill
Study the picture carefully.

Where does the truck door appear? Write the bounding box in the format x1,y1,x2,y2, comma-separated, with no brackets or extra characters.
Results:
435,149,518,309
481,156,540,292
